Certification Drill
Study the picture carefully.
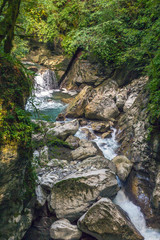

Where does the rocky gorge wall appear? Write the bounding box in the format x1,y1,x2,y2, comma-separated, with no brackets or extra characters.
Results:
0,57,33,240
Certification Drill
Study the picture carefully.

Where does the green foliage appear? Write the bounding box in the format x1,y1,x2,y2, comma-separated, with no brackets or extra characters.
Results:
0,54,34,145
147,49,160,129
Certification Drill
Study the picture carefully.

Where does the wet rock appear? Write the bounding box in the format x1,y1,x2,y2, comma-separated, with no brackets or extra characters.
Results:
65,135,80,149
79,119,88,126
112,155,133,181
80,128,96,140
78,198,144,240
125,170,159,228
49,169,119,221
101,131,112,139
50,219,82,240
91,122,110,133
56,113,65,121
71,140,98,161
47,119,79,140
152,168,160,210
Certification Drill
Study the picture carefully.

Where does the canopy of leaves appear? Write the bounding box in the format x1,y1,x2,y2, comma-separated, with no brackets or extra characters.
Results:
0,0,159,130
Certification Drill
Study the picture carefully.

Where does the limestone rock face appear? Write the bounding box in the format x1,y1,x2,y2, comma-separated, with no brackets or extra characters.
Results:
49,169,119,221
0,143,32,240
35,185,47,207
65,86,94,118
152,168,160,210
123,93,138,112
47,119,79,140
71,140,98,161
112,155,133,181
85,95,119,121
50,219,82,240
78,198,144,240
60,59,105,90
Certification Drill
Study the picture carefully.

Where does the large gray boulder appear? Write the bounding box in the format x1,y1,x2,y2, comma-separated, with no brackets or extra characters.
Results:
50,219,82,240
47,119,79,140
85,95,119,121
49,169,119,221
78,155,116,173
71,140,98,161
112,155,133,181
78,198,144,240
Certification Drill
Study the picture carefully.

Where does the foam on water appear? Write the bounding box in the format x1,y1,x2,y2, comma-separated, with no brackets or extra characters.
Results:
75,126,119,160
26,70,66,121
114,190,160,240
75,124,160,240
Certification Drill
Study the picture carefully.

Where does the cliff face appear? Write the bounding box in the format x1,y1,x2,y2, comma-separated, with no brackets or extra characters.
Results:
0,56,33,240
117,90,160,227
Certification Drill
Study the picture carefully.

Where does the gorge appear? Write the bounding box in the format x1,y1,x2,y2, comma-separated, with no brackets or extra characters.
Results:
0,0,160,239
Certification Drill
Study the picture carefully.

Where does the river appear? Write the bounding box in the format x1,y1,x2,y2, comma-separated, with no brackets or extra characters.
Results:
26,69,160,240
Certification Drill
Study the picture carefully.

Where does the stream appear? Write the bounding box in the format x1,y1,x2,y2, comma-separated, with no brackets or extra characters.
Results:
26,70,160,240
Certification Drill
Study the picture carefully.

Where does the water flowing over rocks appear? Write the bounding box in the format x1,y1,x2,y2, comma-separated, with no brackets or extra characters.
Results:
22,54,160,240
50,219,82,240
78,198,144,240
112,155,133,182
49,169,119,221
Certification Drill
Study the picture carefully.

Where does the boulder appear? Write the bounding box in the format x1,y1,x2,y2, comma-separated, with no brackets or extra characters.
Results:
78,198,144,240
65,86,94,118
80,128,96,140
47,119,79,140
71,140,98,161
49,169,119,221
91,122,110,133
112,155,133,181
85,95,119,121
65,135,80,149
40,172,59,191
101,131,112,139
78,155,116,173
50,219,82,240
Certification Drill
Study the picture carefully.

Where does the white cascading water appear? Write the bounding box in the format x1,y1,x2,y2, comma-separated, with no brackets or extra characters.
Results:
75,126,119,160
75,125,160,240
25,70,66,121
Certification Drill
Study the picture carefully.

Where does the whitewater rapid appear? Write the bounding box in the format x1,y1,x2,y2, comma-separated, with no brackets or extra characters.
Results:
75,125,160,240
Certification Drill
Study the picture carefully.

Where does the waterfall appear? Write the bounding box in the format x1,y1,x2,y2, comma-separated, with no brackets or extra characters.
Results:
25,70,66,121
